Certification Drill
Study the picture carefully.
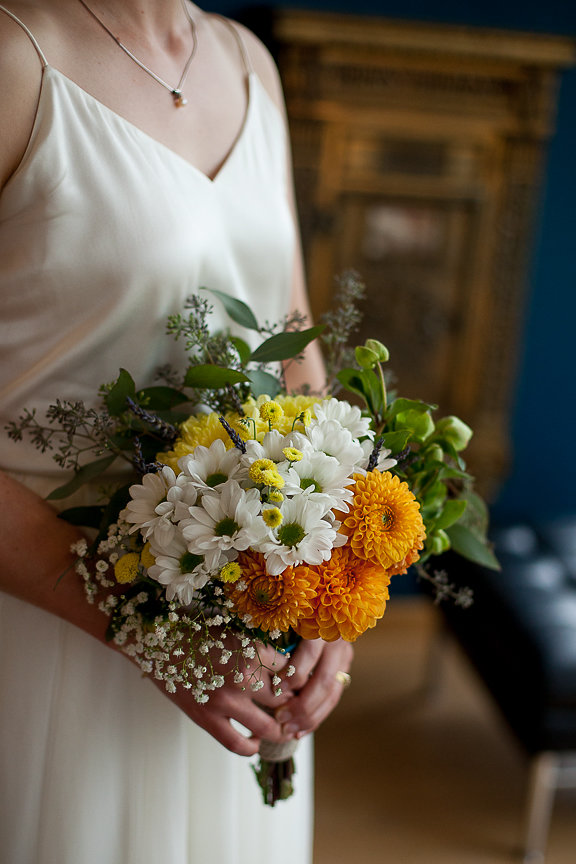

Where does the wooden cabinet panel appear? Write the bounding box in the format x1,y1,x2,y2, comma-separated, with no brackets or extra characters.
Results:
274,10,574,495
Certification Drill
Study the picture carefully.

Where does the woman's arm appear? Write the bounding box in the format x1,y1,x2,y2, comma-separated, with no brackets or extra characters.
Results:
0,9,45,189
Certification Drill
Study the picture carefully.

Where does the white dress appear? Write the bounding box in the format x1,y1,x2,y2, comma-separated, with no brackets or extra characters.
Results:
0,8,313,864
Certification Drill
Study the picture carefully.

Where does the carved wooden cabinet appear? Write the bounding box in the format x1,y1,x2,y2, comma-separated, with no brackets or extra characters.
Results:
274,10,574,494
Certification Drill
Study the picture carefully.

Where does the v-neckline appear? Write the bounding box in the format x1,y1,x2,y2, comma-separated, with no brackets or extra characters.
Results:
46,65,257,185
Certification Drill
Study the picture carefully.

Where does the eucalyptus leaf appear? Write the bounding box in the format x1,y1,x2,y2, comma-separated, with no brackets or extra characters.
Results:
202,287,260,331
105,369,136,416
184,364,249,389
246,369,282,398
249,326,324,363
446,523,501,570
47,454,118,500
230,336,252,365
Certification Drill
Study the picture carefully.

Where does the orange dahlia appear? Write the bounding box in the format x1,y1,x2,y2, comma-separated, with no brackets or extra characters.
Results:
226,551,319,633
294,545,390,642
340,470,426,572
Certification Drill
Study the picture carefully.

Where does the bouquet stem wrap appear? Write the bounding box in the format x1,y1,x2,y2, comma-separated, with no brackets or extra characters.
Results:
254,738,299,806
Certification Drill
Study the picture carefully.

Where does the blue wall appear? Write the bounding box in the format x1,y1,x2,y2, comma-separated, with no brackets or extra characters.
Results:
208,0,576,522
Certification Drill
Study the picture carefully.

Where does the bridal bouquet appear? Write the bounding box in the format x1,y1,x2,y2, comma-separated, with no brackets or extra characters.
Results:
7,274,498,804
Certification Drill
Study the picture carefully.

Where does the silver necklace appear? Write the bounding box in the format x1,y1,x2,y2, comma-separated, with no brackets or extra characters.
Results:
77,0,198,107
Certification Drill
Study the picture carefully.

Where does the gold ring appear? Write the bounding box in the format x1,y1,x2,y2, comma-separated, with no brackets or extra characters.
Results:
335,670,352,689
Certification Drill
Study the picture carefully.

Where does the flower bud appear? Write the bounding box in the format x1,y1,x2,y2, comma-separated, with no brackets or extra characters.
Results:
355,345,379,369
429,529,451,556
436,416,473,451
426,443,444,463
364,339,390,363
395,409,435,442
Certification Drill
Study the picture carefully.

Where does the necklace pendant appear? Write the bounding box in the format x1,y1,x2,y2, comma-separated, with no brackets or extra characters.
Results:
172,90,188,108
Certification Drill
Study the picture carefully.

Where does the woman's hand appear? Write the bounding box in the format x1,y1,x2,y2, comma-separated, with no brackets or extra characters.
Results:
274,639,354,738
156,641,297,757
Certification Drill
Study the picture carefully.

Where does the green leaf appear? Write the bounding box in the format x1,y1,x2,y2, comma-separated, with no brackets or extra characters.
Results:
388,397,437,418
57,505,104,529
105,369,136,416
230,336,252,365
246,369,282,398
380,430,411,454
336,367,384,418
202,287,260,331
446,523,501,570
249,326,325,363
336,368,369,402
136,386,189,411
434,499,467,531
47,454,118,500
184,364,249,389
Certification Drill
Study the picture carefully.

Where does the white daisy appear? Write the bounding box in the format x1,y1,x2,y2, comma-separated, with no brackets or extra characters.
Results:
312,398,374,440
121,467,185,545
256,496,343,575
282,451,354,510
305,419,365,468
178,439,245,491
148,534,210,606
242,430,311,465
181,481,267,570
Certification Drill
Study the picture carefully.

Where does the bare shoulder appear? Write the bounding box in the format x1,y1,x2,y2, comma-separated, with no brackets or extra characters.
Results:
216,16,286,114
0,4,49,189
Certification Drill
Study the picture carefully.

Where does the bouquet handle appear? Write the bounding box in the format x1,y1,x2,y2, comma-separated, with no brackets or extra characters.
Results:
253,737,299,806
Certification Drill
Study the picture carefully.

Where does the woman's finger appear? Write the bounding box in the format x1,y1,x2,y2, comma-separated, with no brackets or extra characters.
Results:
276,640,353,735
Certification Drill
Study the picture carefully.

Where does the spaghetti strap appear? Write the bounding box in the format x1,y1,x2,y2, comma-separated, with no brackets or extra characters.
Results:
211,14,253,76
0,4,48,67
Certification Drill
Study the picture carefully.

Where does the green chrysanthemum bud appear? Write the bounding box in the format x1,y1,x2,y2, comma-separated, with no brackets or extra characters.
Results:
436,416,473,451
364,339,390,363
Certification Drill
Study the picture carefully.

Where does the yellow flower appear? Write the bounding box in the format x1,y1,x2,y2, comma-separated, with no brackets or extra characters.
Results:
219,562,243,584
140,542,156,570
158,412,233,471
259,400,284,424
240,394,322,440
340,470,425,572
158,396,324,471
226,551,319,632
268,489,284,504
249,458,276,483
114,552,141,584
294,545,391,642
249,459,285,489
298,409,312,427
262,507,283,529
282,447,303,462
262,470,284,489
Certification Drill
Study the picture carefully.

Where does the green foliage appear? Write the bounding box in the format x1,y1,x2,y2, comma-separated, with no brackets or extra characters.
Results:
105,369,136,416
183,364,249,389
47,454,118,500
202,287,260,331
249,326,325,363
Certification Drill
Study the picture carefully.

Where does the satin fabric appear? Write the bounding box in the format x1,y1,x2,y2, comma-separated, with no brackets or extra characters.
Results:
0,11,312,863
